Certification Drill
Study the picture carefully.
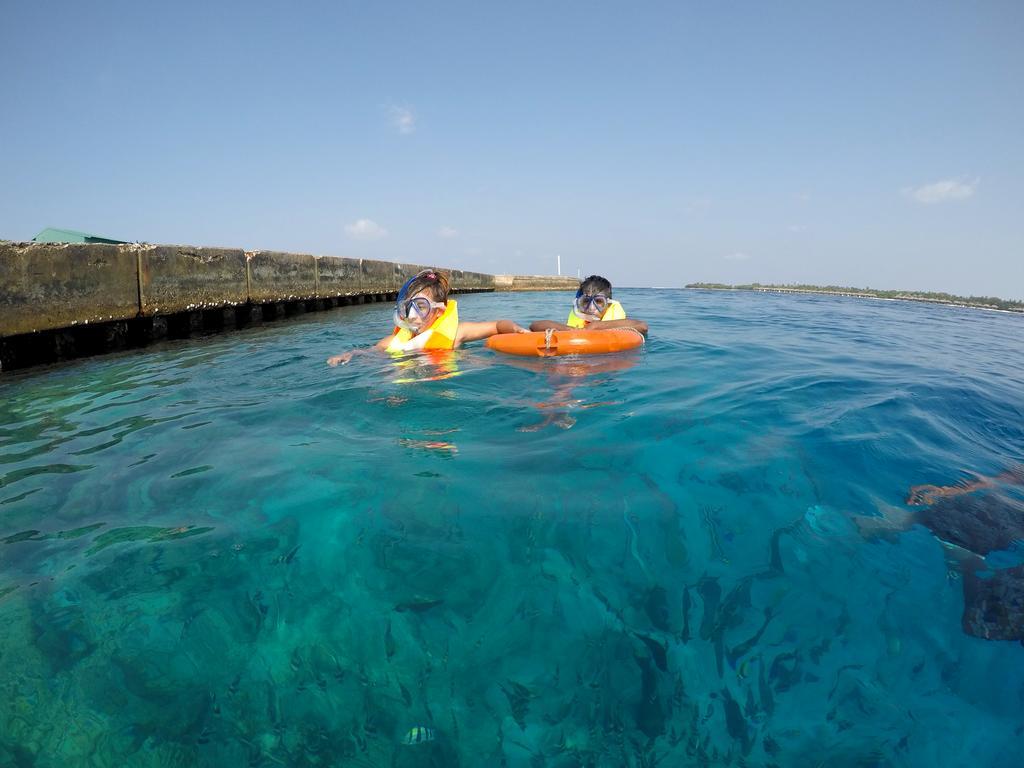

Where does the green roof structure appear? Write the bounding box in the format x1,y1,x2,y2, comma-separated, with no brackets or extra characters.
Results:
33,227,128,244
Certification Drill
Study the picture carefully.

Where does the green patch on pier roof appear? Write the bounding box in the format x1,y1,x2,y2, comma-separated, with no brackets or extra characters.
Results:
33,227,128,244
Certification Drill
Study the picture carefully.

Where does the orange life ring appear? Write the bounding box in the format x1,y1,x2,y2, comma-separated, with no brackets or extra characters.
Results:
486,328,645,357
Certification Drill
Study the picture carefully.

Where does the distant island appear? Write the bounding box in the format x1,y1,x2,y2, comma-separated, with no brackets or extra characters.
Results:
685,283,1024,314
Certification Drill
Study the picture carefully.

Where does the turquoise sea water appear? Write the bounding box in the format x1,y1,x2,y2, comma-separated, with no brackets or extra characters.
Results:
2,288,1023,767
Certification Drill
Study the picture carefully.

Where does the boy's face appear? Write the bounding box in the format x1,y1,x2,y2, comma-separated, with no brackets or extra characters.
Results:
574,291,611,319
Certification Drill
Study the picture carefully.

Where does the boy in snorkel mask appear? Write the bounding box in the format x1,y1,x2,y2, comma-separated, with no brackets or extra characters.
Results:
327,269,526,365
530,275,648,335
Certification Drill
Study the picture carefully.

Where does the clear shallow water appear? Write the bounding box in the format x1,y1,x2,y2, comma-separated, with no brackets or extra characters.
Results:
2,289,1023,767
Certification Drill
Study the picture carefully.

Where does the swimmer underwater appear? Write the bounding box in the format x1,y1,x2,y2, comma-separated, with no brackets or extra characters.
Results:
529,275,649,335
327,269,527,365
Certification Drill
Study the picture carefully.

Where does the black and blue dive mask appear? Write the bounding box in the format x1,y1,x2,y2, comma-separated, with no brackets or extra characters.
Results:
574,292,610,317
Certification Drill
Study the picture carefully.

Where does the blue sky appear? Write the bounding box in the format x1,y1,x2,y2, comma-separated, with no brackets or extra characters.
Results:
2,1,1022,297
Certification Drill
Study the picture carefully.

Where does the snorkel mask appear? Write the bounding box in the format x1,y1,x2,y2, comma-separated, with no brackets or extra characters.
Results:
574,290,611,320
394,274,446,332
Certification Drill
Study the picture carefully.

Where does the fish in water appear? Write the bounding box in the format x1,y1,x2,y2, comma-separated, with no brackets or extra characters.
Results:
744,686,757,719
681,586,692,643
402,726,436,745
500,680,532,731
697,577,721,641
275,544,300,564
703,576,754,678
727,606,774,668
769,651,801,693
720,687,752,756
644,586,670,632
384,620,396,661
634,632,668,672
758,656,774,717
635,655,666,740
765,519,802,576
700,505,729,563
395,598,444,613
714,577,753,637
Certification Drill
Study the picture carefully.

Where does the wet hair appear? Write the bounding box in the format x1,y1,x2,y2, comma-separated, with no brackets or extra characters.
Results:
578,275,612,298
398,269,450,303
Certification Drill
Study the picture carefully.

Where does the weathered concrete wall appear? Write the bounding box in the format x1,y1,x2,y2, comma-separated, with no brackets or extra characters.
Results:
1,241,562,342
462,271,494,289
139,246,248,316
247,250,318,303
494,274,579,291
0,241,139,336
353,259,390,295
315,256,363,297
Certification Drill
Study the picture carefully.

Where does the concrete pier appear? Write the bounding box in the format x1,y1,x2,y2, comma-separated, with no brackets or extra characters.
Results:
493,274,583,291
0,241,578,371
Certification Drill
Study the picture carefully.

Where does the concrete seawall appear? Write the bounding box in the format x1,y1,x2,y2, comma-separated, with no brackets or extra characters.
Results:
492,274,586,291
0,241,579,371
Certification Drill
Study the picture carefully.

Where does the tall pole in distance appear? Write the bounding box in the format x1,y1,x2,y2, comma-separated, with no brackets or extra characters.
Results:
557,254,561,276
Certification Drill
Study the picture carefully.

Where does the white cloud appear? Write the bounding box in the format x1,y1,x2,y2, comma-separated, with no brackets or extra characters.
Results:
437,226,459,239
903,177,978,204
345,219,388,240
788,224,807,233
723,252,751,261
389,105,416,134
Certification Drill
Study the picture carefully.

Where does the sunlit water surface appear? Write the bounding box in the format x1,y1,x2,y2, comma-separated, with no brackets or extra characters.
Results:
2,289,1023,767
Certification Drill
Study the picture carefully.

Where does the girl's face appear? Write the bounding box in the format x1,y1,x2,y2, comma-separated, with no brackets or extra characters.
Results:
395,289,445,334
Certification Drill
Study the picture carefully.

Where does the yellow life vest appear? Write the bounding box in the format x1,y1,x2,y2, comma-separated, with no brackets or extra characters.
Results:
386,299,459,353
567,299,626,328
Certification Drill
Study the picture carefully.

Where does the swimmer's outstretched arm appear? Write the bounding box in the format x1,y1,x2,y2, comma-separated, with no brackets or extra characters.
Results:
327,336,391,366
587,318,649,334
454,320,526,347
530,320,573,332
529,319,649,335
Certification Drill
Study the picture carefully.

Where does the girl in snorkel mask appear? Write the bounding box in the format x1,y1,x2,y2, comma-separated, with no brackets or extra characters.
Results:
529,275,649,335
327,269,526,365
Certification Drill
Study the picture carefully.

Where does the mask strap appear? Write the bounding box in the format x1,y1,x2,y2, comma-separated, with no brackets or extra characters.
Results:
398,275,419,301
399,270,441,301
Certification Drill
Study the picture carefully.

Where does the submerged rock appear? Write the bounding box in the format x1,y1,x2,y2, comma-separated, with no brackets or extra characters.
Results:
962,564,1024,643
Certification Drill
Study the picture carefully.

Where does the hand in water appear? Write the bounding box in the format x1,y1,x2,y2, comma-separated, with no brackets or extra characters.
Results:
327,351,355,367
